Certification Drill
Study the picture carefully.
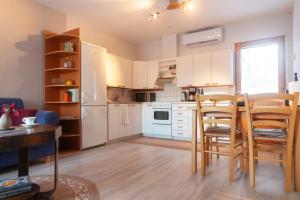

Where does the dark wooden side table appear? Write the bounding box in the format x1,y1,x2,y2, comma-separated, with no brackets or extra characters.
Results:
0,125,61,199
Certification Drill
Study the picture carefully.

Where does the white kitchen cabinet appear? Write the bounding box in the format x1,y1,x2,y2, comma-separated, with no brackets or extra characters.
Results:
147,60,159,88
121,58,133,88
127,104,142,136
108,104,122,140
211,49,234,85
133,61,148,89
142,103,153,135
176,55,193,87
108,103,141,140
106,53,122,87
193,52,212,86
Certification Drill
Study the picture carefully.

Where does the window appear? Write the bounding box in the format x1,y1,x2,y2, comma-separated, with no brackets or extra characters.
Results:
235,36,285,94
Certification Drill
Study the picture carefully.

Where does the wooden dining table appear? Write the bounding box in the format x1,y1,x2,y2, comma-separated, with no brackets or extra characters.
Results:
191,107,300,192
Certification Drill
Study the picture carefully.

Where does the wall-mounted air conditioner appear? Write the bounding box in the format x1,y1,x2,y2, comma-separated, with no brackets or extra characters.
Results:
182,27,224,47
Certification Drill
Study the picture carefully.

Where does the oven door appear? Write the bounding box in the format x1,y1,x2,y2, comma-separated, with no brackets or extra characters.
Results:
152,109,171,125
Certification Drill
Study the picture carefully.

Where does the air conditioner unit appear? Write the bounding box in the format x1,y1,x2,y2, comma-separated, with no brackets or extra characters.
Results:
182,28,223,47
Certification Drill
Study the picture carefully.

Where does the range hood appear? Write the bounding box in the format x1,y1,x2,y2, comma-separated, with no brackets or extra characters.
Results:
155,59,177,87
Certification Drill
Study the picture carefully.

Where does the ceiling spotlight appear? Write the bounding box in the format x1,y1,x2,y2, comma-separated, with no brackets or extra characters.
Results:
148,12,160,22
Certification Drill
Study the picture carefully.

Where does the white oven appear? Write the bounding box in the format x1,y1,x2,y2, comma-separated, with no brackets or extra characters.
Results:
152,102,172,136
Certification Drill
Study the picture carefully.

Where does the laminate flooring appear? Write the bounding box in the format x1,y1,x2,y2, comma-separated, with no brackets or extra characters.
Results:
1,140,300,200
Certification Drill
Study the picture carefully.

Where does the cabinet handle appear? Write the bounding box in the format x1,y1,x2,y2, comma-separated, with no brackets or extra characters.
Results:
177,126,183,128
114,104,120,107
177,132,183,135
129,104,136,106
205,83,210,86
177,113,183,115
212,83,218,86
178,106,183,109
177,119,183,122
147,105,152,107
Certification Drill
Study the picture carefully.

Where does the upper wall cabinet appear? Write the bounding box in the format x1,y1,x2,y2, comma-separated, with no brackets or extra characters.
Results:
147,60,159,88
211,50,234,86
133,61,159,89
176,49,234,87
106,54,133,88
177,55,193,87
133,61,148,89
121,58,133,88
107,53,122,87
193,52,212,86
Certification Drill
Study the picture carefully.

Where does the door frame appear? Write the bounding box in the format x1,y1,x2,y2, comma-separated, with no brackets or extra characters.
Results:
235,35,286,93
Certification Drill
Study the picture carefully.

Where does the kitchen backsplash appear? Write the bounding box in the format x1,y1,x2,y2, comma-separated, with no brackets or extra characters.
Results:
155,83,235,102
107,83,235,102
107,87,135,102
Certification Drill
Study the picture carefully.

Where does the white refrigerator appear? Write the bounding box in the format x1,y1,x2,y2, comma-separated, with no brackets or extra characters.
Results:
81,42,108,149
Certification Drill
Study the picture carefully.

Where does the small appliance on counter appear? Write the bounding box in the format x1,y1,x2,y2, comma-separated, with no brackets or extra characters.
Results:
180,91,188,102
188,88,197,101
136,92,156,102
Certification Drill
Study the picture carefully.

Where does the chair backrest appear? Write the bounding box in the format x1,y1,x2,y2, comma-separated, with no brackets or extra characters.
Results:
196,94,238,139
244,93,299,141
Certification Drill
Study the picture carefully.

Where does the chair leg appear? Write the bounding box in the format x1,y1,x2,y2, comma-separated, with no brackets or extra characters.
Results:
248,146,255,188
216,137,220,159
229,143,235,182
205,137,210,167
285,147,293,192
239,146,245,171
200,135,206,176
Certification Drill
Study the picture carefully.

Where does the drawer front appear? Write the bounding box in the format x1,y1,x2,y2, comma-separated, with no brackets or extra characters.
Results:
172,117,189,124
172,111,190,118
172,103,196,111
172,129,192,137
172,123,191,131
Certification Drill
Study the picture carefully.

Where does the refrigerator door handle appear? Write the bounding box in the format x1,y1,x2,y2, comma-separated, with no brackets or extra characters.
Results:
93,72,97,101
81,107,88,120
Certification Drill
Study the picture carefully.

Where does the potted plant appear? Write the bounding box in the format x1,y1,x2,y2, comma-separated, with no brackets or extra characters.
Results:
0,103,19,130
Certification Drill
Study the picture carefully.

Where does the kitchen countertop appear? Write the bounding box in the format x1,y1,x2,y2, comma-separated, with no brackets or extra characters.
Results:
107,101,142,104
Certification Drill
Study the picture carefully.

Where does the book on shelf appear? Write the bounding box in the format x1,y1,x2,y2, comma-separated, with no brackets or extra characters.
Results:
68,88,79,102
0,176,32,198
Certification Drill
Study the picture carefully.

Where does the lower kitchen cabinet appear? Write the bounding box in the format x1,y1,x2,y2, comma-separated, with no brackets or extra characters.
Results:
108,103,141,140
142,103,153,135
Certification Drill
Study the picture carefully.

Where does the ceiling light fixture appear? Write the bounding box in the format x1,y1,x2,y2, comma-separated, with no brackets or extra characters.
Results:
148,0,193,22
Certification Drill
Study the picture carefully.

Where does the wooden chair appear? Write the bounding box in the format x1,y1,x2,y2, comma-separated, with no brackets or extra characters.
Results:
244,93,299,192
196,94,244,181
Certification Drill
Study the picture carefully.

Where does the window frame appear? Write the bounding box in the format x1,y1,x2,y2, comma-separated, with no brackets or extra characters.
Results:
235,35,286,94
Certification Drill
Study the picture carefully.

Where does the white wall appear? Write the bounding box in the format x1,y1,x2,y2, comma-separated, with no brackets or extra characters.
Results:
293,0,300,74
67,15,136,60
0,0,66,109
137,13,293,83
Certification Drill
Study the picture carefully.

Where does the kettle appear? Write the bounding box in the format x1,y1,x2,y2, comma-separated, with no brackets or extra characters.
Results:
181,91,188,102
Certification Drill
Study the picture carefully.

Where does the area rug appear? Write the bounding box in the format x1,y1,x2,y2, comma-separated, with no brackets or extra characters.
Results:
31,175,100,200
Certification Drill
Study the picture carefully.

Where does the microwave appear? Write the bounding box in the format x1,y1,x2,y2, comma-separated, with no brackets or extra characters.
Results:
135,93,156,102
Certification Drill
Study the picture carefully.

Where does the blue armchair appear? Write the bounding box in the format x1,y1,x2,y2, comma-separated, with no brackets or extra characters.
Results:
0,98,59,168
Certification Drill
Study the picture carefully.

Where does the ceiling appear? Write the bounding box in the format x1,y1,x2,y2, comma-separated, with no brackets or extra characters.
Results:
37,0,293,44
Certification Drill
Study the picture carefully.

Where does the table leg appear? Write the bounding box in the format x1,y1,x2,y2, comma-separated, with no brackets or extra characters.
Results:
18,147,29,177
295,115,300,192
192,110,197,173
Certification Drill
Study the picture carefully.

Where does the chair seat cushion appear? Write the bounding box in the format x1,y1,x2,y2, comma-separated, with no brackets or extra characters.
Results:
205,126,240,136
253,128,287,141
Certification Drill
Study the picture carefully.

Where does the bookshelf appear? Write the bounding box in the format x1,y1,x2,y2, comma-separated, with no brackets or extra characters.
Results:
44,28,81,150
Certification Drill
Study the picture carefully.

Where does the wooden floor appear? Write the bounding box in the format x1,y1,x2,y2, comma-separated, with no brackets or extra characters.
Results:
1,140,300,200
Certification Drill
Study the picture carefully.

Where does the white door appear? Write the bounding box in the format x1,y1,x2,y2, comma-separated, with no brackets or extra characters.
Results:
133,61,148,89
142,103,153,134
193,53,212,86
121,58,133,88
211,50,234,86
176,55,193,87
81,42,107,105
147,60,159,88
128,104,142,136
81,106,107,149
107,54,122,87
108,104,122,140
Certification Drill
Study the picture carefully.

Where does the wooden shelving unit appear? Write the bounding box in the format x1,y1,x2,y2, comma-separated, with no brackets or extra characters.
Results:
44,28,81,151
